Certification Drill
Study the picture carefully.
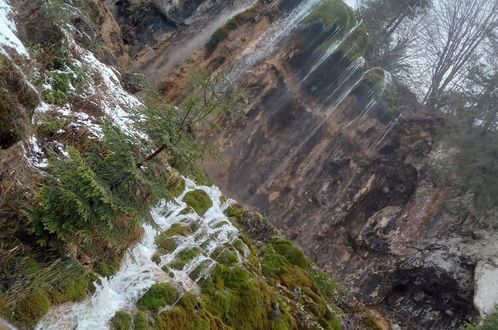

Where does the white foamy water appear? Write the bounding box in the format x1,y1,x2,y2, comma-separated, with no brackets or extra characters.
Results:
37,178,245,330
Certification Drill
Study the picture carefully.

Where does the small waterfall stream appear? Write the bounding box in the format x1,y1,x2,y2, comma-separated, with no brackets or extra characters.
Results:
235,0,325,72
301,19,364,83
36,179,246,330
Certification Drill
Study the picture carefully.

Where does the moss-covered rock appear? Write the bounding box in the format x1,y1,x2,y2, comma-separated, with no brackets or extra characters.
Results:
134,311,150,330
138,283,179,313
179,207,194,215
46,272,97,304
199,263,299,329
188,259,212,281
224,203,244,223
94,254,122,277
270,239,311,270
169,248,203,270
161,223,192,238
303,0,356,30
261,245,290,277
133,311,150,330
110,311,133,330
211,246,238,267
182,190,213,216
206,4,258,51
11,291,50,328
169,177,186,198
154,292,228,330
155,234,178,255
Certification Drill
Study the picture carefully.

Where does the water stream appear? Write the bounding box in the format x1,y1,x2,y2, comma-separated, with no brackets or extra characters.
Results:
36,179,246,330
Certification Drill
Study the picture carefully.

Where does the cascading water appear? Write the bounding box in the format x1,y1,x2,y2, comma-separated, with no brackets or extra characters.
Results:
301,19,364,83
36,178,247,330
234,0,326,72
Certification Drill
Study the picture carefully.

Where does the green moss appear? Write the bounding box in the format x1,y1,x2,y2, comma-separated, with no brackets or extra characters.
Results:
153,292,227,330
11,291,50,328
110,311,133,330
261,245,289,277
138,283,179,313
169,177,186,198
155,233,178,255
180,207,194,215
211,247,238,266
206,6,256,51
182,190,213,216
47,272,97,304
232,238,246,255
161,223,192,238
303,0,369,58
303,0,356,30
327,317,343,330
360,67,387,96
95,254,122,277
35,112,71,138
189,221,200,233
312,271,340,302
151,253,161,264
211,220,230,229
200,264,274,329
219,195,228,204
270,239,311,270
169,247,203,270
134,311,150,330
224,203,244,220
188,260,212,281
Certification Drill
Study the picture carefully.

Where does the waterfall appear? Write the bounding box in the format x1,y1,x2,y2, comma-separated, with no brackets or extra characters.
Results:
301,19,364,83
235,0,325,72
36,179,246,330
249,59,375,200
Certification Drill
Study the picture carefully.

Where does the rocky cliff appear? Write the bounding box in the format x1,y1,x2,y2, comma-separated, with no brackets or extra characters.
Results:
105,0,498,329
1,0,496,329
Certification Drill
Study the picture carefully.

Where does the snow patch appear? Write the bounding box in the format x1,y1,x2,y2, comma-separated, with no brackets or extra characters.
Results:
80,51,143,136
0,0,29,57
25,136,48,168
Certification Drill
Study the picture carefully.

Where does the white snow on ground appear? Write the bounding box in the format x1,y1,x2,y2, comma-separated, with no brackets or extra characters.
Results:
80,51,144,136
0,0,28,57
26,136,48,168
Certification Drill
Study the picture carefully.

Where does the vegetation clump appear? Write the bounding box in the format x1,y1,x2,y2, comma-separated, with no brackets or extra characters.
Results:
154,292,227,329
10,291,50,328
137,283,179,313
110,311,133,330
206,6,257,51
155,235,178,255
182,189,213,216
161,223,192,238
169,248,203,270
134,311,150,330
169,177,186,198
463,307,498,329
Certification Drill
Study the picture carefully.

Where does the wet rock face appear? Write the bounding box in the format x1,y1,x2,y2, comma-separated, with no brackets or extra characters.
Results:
200,20,479,329
104,0,494,327
112,0,178,52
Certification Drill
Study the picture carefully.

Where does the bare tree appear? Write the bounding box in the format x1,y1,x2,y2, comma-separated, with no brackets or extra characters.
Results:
357,0,430,73
419,0,498,108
